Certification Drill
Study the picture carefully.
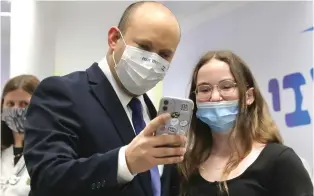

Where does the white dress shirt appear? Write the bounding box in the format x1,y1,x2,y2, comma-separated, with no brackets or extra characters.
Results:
98,58,164,183
0,145,30,196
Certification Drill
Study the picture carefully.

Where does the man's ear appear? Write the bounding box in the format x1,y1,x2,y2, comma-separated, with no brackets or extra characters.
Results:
246,88,255,106
108,26,121,50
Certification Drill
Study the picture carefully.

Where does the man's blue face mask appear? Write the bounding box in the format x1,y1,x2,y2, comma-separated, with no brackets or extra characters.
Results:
196,100,239,133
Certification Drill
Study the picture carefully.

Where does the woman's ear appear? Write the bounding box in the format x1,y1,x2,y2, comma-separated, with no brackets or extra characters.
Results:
246,88,255,105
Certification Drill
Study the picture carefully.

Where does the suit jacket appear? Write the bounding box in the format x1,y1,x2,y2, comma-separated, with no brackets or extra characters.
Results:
23,63,173,196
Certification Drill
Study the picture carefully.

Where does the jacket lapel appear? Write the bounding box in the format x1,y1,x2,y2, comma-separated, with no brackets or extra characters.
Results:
86,63,163,196
143,94,157,119
86,63,135,145
160,165,172,196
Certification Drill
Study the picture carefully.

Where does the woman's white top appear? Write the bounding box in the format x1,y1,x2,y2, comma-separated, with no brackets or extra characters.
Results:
0,145,30,196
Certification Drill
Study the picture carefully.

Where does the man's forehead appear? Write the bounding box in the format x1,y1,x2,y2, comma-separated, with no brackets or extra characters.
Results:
127,22,179,49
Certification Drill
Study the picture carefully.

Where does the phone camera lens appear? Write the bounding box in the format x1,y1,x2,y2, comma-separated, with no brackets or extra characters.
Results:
162,106,168,111
164,100,169,105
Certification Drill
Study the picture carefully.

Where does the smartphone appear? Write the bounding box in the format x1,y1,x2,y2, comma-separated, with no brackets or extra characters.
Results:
155,96,194,136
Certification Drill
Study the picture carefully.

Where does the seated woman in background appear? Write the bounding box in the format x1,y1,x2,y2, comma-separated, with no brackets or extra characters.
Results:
1,75,40,196
171,50,313,196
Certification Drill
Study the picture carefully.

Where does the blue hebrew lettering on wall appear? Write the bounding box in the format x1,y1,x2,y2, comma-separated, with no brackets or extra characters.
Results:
283,73,311,127
302,26,313,33
268,79,281,111
267,27,313,128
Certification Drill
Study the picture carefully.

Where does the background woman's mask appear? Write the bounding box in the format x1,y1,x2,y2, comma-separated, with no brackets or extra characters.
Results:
1,108,27,133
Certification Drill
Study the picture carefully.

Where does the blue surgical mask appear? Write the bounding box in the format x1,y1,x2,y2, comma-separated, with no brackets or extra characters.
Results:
196,100,239,133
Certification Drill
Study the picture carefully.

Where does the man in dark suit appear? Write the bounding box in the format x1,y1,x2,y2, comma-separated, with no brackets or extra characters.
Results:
23,1,185,196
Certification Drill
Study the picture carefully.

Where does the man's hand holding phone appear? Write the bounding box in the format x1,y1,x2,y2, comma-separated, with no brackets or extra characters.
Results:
125,113,186,175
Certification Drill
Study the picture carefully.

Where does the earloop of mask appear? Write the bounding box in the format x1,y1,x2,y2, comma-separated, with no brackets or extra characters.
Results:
113,28,127,68
117,28,127,46
112,51,117,68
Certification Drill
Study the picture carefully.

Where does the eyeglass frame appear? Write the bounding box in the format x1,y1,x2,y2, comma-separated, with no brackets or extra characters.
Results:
193,80,238,100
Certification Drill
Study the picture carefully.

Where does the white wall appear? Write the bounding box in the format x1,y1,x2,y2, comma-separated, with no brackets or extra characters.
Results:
10,0,58,80
31,1,59,80
9,1,227,105
10,0,36,77
10,1,162,104
164,1,313,173
54,1,133,74
10,1,136,79
1,15,10,90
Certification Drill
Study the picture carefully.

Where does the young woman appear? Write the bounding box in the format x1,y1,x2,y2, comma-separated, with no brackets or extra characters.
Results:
1,75,40,196
171,50,313,196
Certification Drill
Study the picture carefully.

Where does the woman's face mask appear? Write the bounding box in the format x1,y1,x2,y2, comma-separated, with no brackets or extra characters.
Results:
1,108,27,133
196,100,239,133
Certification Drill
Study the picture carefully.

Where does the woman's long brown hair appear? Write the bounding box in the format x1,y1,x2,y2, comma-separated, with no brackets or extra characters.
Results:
178,50,283,195
1,74,40,151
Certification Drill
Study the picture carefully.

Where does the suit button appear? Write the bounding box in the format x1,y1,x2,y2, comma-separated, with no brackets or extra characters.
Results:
102,180,106,187
97,182,101,189
91,183,96,190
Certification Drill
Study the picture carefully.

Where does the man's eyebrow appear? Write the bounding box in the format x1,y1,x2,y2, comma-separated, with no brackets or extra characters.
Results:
135,38,174,53
160,48,174,54
135,39,153,47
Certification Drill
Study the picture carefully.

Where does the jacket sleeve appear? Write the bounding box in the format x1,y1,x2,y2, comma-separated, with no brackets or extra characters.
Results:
23,76,120,195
